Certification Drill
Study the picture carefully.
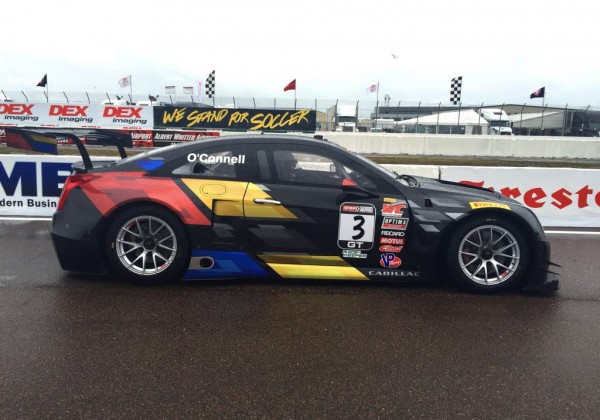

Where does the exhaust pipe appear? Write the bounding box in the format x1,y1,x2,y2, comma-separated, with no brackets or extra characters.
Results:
198,257,215,269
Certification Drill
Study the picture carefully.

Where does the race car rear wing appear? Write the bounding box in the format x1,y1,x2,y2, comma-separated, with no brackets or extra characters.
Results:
5,127,133,171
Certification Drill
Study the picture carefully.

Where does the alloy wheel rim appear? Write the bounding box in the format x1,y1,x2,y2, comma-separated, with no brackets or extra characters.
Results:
116,216,177,276
458,225,520,286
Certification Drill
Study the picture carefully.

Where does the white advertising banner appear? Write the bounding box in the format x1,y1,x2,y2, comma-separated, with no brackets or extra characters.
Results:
0,155,81,217
2,155,600,226
0,102,153,128
440,166,600,227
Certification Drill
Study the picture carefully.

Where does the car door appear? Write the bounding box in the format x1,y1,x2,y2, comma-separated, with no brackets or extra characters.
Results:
170,142,254,250
243,143,411,280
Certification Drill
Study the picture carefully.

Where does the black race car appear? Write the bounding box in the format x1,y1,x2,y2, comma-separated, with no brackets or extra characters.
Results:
9,129,559,293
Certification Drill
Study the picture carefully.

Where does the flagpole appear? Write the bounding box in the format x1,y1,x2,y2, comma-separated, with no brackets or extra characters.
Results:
130,74,133,103
375,82,380,130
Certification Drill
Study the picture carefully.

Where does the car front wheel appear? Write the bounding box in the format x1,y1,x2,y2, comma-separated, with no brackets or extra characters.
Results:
106,206,189,285
446,217,528,293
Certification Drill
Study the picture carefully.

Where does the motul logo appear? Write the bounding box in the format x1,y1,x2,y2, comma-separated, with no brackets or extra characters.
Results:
103,107,142,118
49,105,89,117
0,104,34,115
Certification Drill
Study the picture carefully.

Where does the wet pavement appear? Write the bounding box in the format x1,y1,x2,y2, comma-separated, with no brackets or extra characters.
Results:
0,220,599,419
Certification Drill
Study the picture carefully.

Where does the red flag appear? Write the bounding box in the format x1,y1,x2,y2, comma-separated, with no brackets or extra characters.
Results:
283,79,296,92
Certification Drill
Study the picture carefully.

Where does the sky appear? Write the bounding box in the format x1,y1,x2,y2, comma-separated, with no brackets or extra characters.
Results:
1,0,600,107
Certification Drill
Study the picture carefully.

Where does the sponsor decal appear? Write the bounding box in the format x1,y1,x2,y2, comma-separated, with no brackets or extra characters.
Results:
338,202,376,250
379,245,403,253
380,230,405,237
367,269,420,277
341,203,375,214
187,153,246,164
383,197,398,203
342,249,368,259
380,237,405,245
469,201,511,210
381,201,407,216
380,253,401,268
381,217,408,230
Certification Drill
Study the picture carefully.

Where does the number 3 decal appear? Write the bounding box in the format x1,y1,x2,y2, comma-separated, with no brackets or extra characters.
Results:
352,215,365,240
338,203,375,250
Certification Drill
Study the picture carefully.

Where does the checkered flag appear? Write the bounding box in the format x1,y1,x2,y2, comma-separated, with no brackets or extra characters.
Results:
205,70,215,98
450,76,462,105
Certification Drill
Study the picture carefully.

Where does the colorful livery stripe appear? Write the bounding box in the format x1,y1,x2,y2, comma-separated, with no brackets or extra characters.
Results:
258,254,368,280
184,250,268,279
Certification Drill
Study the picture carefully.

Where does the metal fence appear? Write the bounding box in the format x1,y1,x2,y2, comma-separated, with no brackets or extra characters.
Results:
2,89,600,136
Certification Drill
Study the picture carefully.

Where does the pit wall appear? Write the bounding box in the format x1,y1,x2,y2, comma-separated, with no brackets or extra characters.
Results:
1,155,598,227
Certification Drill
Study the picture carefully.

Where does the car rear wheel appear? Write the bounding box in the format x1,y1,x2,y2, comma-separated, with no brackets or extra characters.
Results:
446,217,528,293
106,206,189,285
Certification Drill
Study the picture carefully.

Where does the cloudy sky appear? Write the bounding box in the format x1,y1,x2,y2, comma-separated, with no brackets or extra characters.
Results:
1,0,599,106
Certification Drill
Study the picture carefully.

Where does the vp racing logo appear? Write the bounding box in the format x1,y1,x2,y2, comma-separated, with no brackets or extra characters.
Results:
0,103,39,123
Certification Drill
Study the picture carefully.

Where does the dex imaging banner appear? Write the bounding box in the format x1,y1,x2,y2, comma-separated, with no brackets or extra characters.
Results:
0,103,153,128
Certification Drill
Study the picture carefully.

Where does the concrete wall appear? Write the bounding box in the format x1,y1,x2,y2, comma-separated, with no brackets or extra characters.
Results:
319,132,600,159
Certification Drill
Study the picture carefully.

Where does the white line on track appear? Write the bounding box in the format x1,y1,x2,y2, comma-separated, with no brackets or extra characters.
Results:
545,230,600,235
0,217,53,221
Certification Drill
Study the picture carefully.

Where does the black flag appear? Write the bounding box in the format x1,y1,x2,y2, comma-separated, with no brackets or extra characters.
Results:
530,87,545,99
36,74,48,88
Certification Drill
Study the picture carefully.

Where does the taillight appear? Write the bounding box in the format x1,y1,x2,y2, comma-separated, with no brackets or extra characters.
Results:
57,174,88,211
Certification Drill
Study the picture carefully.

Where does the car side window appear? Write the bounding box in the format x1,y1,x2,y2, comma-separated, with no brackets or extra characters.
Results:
272,149,376,189
172,146,247,179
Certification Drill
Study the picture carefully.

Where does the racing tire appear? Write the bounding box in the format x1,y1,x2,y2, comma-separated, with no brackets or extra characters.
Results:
446,216,528,293
105,205,190,286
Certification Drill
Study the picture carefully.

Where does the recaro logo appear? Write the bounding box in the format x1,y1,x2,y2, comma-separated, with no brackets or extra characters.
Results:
0,104,34,115
103,106,143,118
49,105,89,117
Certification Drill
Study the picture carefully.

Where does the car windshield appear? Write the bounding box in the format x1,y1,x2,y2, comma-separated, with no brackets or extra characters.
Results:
350,152,397,180
338,116,355,123
490,120,511,127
